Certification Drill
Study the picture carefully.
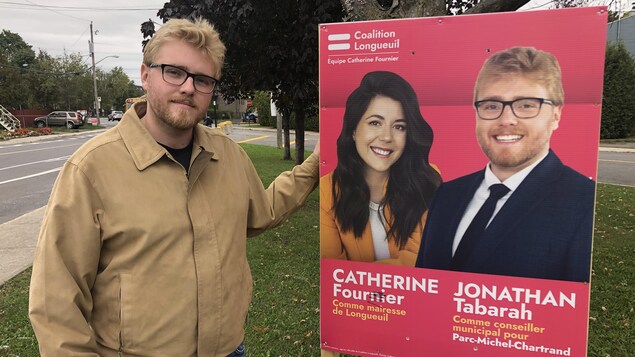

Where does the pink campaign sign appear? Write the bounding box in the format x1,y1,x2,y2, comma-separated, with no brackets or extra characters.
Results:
319,7,606,357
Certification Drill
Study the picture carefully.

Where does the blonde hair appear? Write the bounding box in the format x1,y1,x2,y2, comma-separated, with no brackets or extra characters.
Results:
474,47,564,106
143,18,226,78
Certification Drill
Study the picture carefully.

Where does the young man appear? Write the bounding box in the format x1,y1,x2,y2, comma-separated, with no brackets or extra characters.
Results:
29,18,319,356
415,47,594,283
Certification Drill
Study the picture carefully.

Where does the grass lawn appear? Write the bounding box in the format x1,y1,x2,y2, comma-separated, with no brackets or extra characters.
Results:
587,184,635,356
1,144,634,356
600,136,635,144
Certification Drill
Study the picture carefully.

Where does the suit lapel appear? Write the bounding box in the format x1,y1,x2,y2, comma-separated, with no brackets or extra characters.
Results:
465,150,564,269
434,171,485,268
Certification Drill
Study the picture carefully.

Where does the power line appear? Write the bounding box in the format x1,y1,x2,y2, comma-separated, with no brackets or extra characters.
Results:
21,0,82,21
69,24,90,50
0,1,159,11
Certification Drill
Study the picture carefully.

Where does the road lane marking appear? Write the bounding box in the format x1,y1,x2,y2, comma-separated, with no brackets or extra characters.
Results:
237,135,270,144
0,156,69,172
282,141,296,148
0,143,79,156
0,168,61,186
599,159,635,165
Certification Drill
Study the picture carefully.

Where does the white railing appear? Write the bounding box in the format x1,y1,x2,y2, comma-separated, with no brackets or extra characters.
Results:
0,104,21,132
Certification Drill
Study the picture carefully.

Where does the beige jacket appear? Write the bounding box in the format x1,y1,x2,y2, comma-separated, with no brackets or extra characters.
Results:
29,104,319,356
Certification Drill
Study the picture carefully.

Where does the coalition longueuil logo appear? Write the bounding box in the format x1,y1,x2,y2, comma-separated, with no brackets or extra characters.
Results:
326,28,400,65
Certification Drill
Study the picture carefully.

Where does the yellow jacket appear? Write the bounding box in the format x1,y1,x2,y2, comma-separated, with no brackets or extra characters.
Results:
320,172,426,266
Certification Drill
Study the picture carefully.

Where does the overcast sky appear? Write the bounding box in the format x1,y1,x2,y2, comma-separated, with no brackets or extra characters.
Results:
0,1,163,85
0,1,631,86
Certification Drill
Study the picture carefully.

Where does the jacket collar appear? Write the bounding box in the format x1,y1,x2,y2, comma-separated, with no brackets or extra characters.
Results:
118,102,220,171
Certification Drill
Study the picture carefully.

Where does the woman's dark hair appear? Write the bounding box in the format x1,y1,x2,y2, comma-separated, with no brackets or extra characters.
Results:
332,71,442,249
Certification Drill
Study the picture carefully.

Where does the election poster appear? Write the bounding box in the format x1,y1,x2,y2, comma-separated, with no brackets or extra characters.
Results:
319,7,607,356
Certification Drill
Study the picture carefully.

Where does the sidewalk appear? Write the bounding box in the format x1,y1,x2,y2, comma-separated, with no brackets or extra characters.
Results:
0,128,108,146
598,142,635,153
0,207,45,285
1,126,633,286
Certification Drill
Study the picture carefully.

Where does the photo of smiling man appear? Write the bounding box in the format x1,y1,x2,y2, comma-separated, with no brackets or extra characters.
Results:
415,46,595,282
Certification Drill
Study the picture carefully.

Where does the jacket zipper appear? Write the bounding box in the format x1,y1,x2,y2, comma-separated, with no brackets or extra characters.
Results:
118,331,123,357
119,278,124,357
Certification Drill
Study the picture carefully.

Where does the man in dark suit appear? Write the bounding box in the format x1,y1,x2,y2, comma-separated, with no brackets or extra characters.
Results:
415,47,595,282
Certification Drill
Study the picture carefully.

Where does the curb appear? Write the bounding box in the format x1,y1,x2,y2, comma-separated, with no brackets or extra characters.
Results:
598,146,635,153
0,129,108,146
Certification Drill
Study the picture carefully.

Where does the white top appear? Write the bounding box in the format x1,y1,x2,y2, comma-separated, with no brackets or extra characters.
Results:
369,201,391,260
451,152,549,256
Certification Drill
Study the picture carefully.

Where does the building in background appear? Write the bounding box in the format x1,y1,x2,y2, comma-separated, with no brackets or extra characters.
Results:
607,6,635,57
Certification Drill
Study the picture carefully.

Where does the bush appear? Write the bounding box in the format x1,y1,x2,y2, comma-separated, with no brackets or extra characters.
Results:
252,91,274,126
601,42,635,139
286,115,318,132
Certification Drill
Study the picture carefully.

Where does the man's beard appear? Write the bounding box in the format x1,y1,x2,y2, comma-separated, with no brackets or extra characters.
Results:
150,95,203,130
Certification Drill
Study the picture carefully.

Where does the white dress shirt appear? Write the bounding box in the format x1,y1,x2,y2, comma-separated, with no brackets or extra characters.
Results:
451,152,549,256
369,201,391,260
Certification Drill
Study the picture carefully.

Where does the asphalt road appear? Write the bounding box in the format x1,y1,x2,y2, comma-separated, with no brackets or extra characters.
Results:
597,150,635,186
0,132,101,225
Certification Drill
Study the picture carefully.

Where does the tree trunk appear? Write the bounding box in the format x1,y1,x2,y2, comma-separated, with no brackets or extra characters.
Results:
342,0,446,19
466,0,530,14
282,108,292,160
294,100,306,165
276,111,283,149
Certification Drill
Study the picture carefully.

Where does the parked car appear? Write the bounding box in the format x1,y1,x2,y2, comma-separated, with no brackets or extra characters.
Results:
34,111,83,129
108,111,124,121
243,112,258,123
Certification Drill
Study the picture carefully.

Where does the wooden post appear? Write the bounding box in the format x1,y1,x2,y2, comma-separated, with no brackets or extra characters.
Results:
321,350,340,357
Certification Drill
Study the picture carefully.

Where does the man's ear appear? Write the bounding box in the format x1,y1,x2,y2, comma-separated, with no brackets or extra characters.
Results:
551,105,562,131
140,63,149,91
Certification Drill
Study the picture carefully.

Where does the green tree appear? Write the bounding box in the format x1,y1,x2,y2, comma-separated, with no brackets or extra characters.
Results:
0,52,23,109
0,30,35,109
58,53,87,111
252,91,273,127
601,42,635,139
26,51,58,109
0,30,35,67
0,29,138,114
102,67,140,112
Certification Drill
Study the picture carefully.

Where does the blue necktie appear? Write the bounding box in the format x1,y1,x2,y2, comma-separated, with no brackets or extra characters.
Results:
451,183,510,270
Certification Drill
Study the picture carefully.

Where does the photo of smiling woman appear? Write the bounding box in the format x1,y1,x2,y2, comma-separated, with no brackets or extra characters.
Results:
320,71,442,266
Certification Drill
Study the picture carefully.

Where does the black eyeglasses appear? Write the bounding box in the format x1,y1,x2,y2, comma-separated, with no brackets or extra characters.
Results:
474,98,555,120
149,63,218,94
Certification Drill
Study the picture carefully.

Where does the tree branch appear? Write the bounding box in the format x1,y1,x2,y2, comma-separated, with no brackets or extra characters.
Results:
465,0,531,14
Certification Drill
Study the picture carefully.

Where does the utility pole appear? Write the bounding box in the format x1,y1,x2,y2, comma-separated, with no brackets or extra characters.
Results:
89,21,100,123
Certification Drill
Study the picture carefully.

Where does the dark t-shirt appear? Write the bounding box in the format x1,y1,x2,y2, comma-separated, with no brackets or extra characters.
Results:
159,140,193,173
